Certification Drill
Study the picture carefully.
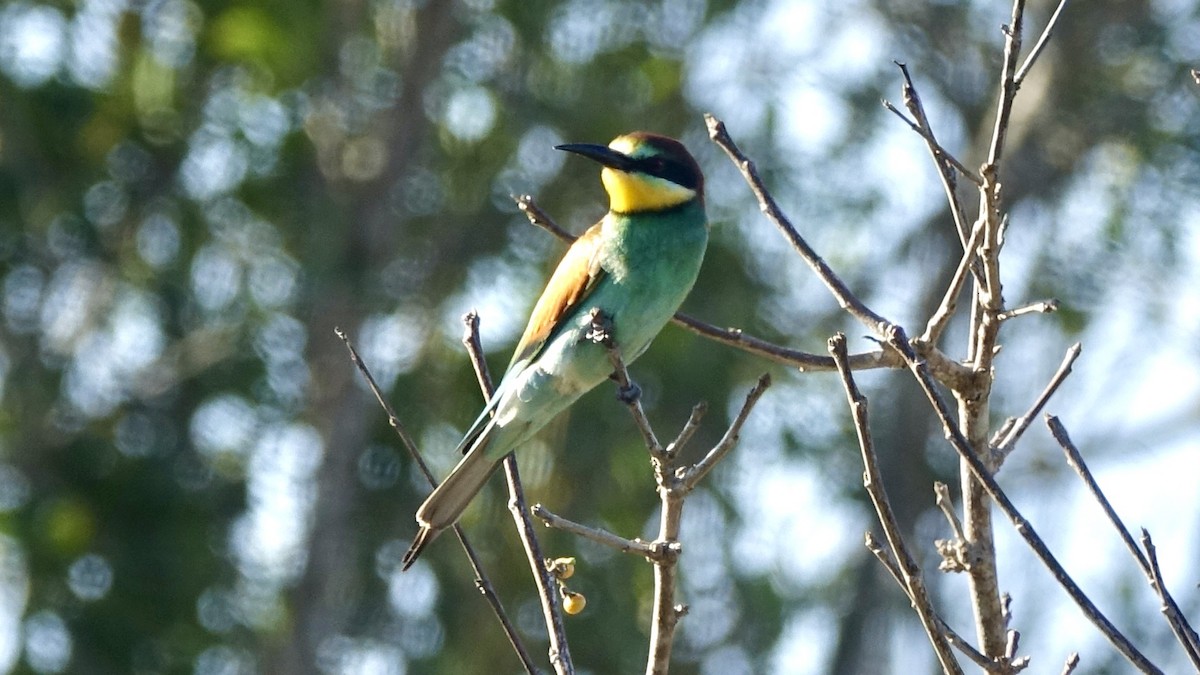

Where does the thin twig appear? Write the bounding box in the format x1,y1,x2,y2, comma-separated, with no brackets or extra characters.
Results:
935,482,967,543
943,622,994,670
515,193,575,242
987,0,1028,167
590,309,666,461
461,313,575,675
682,373,771,491
863,533,992,669
886,327,1163,674
1047,416,1200,668
993,342,1081,459
829,333,963,675
1005,630,1029,671
334,327,538,675
1143,531,1200,666
1014,0,1072,87
881,99,982,188
665,402,707,458
1047,416,1149,570
1061,653,1081,675
885,62,982,186
532,503,668,560
933,482,972,574
997,299,1059,321
705,113,892,337
865,531,903,586
671,311,896,372
919,216,988,345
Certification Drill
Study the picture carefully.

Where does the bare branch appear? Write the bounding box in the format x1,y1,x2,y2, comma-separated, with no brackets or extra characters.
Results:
993,342,1081,459
532,504,672,560
987,0,1028,167
665,402,707,458
887,327,1163,674
588,309,666,461
919,216,988,345
1046,416,1149,571
682,373,772,491
960,19,1023,642
461,313,575,675
881,96,982,186
515,193,575,243
670,310,895,372
997,299,1059,321
1015,0,1072,87
865,532,993,670
1061,653,1081,675
1143,531,1200,666
829,333,963,675
1047,416,1200,668
335,327,538,674
588,320,765,675
705,113,892,337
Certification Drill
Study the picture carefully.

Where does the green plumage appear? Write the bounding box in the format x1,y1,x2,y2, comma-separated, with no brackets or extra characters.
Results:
403,133,708,569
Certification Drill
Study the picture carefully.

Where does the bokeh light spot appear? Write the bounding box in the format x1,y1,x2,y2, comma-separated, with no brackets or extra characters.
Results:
442,86,496,143
23,610,71,673
0,3,66,87
357,445,401,490
136,213,182,268
66,553,113,601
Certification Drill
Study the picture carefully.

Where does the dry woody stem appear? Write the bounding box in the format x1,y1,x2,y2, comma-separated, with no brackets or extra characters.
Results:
1047,416,1200,669
535,308,769,675
829,334,963,675
334,327,538,675
886,328,1162,675
460,312,575,675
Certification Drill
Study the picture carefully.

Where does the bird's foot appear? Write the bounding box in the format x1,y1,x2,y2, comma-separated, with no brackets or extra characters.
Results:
617,381,642,404
586,308,616,347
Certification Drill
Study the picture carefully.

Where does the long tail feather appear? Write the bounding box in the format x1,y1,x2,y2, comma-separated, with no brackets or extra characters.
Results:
402,439,504,570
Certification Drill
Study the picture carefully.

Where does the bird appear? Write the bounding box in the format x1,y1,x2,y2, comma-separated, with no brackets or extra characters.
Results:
402,132,708,570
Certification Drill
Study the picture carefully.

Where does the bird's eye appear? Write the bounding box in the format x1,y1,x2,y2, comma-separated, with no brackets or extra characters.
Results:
644,157,667,173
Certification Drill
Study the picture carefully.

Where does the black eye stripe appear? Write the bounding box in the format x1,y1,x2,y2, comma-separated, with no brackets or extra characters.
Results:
635,156,699,190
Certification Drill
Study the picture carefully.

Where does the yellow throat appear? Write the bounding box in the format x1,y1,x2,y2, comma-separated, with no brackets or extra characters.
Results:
600,136,697,213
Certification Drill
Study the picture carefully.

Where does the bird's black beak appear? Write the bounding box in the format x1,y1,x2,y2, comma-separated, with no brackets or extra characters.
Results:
555,143,637,172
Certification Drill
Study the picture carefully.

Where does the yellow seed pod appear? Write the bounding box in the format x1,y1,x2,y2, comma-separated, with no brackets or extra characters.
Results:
562,591,586,615
556,557,576,580
546,556,576,580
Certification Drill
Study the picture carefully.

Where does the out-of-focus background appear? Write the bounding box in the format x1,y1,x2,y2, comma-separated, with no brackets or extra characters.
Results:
1,0,1198,673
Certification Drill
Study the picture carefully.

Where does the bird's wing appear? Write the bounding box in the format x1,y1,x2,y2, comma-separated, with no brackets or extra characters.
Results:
505,221,607,373
451,221,605,457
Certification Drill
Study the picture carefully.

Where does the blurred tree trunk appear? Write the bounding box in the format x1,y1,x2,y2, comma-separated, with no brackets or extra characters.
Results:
268,1,462,671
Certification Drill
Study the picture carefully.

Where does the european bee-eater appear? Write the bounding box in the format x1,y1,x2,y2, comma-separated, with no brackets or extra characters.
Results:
403,132,708,569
